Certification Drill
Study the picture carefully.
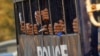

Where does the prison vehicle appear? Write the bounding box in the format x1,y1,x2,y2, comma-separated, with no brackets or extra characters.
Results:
14,0,100,56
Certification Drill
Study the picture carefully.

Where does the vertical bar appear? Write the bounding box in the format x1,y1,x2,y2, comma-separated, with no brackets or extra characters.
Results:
37,0,43,35
22,1,26,34
47,0,53,35
14,1,19,45
48,0,68,55
61,0,67,34
14,0,28,56
14,2,23,56
63,0,76,33
20,1,27,56
75,0,91,56
31,0,39,35
28,0,34,35
39,0,51,35
23,0,32,35
29,0,33,24
49,0,66,35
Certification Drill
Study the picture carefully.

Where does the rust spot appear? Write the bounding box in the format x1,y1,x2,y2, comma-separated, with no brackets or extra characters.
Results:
91,4,96,10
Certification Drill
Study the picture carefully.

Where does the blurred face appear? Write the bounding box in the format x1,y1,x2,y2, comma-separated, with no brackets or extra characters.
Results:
59,19,64,24
41,8,49,21
54,23,61,34
35,8,49,25
48,24,53,34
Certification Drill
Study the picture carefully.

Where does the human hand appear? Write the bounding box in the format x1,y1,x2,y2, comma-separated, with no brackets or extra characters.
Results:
72,18,79,33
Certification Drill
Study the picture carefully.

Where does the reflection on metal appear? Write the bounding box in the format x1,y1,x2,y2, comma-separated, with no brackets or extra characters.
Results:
86,0,100,27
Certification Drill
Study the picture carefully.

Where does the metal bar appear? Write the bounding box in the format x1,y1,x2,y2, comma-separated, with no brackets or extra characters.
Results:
22,1,27,34
61,0,67,34
29,0,33,24
75,0,91,56
14,3,19,45
28,0,34,35
37,0,43,35
47,0,53,35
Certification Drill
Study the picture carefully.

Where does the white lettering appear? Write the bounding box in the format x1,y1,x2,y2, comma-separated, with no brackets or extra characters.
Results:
52,46,55,56
47,46,51,56
37,45,68,56
37,47,43,56
60,45,68,56
43,47,48,56
55,46,61,56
